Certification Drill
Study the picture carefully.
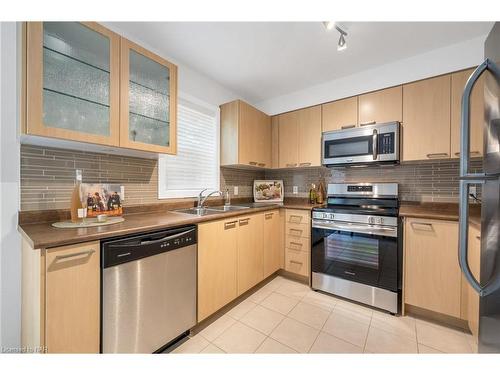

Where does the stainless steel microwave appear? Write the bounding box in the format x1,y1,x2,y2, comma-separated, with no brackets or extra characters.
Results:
322,122,400,166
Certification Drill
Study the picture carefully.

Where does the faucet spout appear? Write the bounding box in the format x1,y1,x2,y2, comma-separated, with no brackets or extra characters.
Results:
197,189,223,209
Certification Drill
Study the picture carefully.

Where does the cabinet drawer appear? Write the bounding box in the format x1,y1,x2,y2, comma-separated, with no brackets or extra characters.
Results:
285,222,310,238
285,209,310,225
285,236,310,252
285,249,309,277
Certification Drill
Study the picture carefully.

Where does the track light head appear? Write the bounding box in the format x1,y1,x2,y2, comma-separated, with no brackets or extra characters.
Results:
337,33,347,51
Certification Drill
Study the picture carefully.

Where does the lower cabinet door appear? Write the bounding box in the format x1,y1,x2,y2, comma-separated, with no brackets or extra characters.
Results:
237,214,264,295
198,219,238,322
263,210,283,278
45,241,100,353
467,227,481,341
404,219,461,318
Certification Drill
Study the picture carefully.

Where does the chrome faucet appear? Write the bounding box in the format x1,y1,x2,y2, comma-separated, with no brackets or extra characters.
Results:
197,189,223,209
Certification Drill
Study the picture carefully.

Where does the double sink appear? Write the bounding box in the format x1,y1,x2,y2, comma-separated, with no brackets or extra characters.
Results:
174,202,281,216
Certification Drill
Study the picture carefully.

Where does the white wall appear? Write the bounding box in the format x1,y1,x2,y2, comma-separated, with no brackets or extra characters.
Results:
257,36,487,115
102,23,244,108
0,22,21,350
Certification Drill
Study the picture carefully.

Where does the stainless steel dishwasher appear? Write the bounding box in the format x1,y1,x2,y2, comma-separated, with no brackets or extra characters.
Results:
101,225,197,353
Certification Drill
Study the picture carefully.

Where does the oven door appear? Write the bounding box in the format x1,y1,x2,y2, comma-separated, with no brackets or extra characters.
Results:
311,220,399,291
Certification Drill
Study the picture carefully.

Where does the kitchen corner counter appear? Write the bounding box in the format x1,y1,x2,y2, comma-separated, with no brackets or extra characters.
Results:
19,199,321,250
399,201,481,229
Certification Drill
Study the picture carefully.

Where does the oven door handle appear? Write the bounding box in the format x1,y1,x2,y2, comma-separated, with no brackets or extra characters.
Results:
312,221,398,238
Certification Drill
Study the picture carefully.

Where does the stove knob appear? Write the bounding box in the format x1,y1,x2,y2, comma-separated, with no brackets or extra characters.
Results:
368,217,375,224
379,218,384,225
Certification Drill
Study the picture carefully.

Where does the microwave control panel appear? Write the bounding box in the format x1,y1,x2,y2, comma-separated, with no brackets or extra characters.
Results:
378,133,395,154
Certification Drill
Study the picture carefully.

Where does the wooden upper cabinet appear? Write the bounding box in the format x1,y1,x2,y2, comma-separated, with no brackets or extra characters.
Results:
278,110,299,168
404,219,461,318
45,241,100,353
451,68,484,158
120,38,178,154
322,96,358,132
220,100,271,168
297,106,322,167
402,75,451,161
358,86,402,125
271,116,280,168
26,22,121,146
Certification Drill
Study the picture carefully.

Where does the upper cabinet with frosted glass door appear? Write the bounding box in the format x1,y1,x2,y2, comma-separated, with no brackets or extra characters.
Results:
120,38,177,154
26,22,120,146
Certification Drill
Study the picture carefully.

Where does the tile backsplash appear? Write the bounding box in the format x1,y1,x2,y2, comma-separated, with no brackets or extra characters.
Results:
265,159,483,202
20,145,482,211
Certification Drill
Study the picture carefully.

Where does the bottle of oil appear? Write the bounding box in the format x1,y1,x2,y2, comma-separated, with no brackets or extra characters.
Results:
309,183,317,204
70,170,84,223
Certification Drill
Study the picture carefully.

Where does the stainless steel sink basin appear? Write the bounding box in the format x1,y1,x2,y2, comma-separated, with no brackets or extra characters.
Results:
173,207,221,216
208,205,250,212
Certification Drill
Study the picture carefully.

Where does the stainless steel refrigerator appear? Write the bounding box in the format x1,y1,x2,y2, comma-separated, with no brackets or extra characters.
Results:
459,22,500,353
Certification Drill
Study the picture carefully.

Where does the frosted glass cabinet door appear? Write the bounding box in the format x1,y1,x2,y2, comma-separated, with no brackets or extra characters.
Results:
120,38,178,154
26,22,120,146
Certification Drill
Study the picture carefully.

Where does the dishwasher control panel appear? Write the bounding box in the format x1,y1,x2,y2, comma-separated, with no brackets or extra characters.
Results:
101,225,197,268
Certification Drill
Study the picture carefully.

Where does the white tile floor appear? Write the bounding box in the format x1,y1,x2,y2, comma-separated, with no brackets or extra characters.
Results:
172,276,476,354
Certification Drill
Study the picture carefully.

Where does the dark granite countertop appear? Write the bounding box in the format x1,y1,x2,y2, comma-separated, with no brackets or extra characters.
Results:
399,201,481,229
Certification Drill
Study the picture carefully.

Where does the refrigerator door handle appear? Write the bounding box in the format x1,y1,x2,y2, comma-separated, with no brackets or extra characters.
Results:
459,58,500,297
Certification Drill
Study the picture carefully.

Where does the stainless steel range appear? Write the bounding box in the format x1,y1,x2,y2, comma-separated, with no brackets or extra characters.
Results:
311,183,401,314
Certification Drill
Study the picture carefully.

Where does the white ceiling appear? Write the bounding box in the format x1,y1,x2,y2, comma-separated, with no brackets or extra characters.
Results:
109,22,493,103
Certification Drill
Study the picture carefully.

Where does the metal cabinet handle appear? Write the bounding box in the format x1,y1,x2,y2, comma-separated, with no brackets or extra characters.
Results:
410,222,433,229
299,162,311,167
286,163,297,167
372,129,378,160
289,228,302,234
258,163,266,167
249,161,258,166
476,236,481,240
239,218,250,225
459,58,500,297
224,221,237,229
454,151,481,156
426,153,449,159
341,124,356,129
289,260,303,265
360,121,376,126
290,242,303,247
265,213,274,219
54,249,95,261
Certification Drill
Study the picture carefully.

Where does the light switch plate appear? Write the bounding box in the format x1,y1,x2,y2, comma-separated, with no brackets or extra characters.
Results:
234,186,239,195
293,186,298,194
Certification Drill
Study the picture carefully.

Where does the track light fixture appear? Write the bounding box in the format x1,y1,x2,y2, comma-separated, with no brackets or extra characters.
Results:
322,22,348,51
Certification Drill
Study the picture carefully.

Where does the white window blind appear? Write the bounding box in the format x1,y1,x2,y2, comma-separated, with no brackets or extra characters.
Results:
158,95,219,199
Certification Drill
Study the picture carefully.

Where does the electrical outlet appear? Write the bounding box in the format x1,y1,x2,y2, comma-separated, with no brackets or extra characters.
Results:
293,186,298,195
233,186,239,196
469,186,477,201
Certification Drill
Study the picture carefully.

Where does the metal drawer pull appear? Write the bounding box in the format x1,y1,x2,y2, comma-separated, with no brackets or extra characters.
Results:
239,218,250,225
360,121,376,126
290,215,302,220
258,163,266,167
265,213,274,219
249,161,258,165
117,252,131,258
344,270,356,276
341,124,356,129
454,151,480,156
290,242,302,247
426,153,449,158
224,221,237,229
290,228,302,234
299,162,311,167
55,249,95,261
286,163,297,167
476,236,481,240
411,222,433,229
289,260,303,265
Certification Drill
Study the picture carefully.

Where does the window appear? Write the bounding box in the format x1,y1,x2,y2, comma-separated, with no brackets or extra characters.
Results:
158,94,219,199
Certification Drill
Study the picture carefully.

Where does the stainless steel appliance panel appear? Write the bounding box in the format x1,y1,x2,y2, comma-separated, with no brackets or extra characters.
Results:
102,241,196,353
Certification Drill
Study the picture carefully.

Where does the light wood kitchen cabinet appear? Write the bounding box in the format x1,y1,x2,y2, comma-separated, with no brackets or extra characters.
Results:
26,22,121,147
297,106,322,167
402,75,452,161
451,68,485,158
120,37,178,154
404,218,462,318
466,226,481,340
25,22,178,155
263,210,284,278
322,96,358,132
45,241,100,353
220,100,272,168
237,214,264,294
197,218,239,322
358,86,402,125
278,110,299,168
271,116,280,168
284,209,311,278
